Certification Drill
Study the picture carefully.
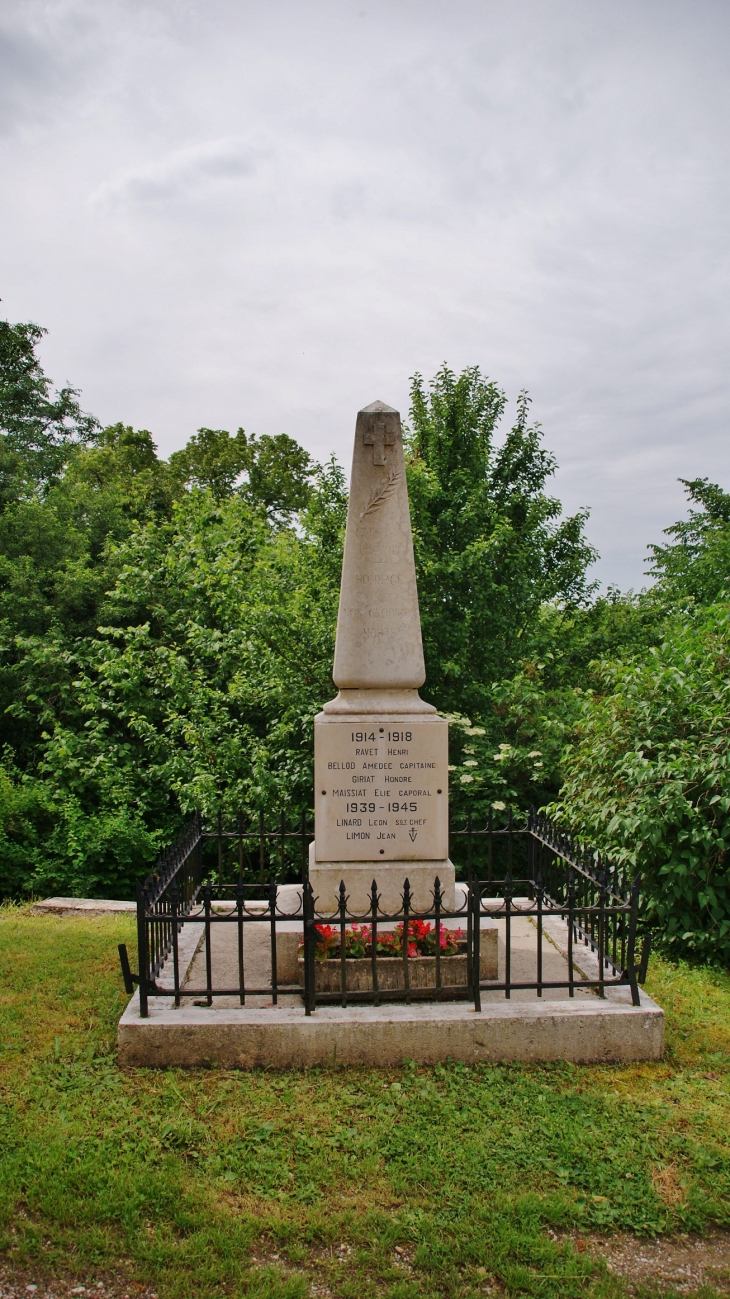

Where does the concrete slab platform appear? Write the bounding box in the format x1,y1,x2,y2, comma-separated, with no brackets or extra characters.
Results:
33,897,136,916
118,989,664,1068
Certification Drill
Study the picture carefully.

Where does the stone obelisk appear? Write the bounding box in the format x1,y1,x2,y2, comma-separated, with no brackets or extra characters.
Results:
311,401,454,914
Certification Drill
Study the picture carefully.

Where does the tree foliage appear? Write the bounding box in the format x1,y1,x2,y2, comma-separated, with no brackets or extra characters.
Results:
2,462,346,897
406,366,597,717
0,320,97,502
4,315,730,962
168,427,314,512
648,477,730,606
551,604,730,962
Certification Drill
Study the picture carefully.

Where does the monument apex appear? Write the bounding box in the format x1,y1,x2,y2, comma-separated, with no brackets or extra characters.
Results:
327,399,435,715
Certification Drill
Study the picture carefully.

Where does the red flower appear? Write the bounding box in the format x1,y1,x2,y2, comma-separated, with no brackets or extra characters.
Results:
298,918,467,960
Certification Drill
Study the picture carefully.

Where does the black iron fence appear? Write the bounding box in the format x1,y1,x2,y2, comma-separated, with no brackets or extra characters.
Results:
466,809,643,1009
118,809,647,1016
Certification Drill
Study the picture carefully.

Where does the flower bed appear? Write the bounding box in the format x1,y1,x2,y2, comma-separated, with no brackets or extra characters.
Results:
308,919,465,962
298,920,498,991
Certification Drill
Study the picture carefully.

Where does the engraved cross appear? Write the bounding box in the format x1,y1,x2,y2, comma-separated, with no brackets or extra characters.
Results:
363,418,395,466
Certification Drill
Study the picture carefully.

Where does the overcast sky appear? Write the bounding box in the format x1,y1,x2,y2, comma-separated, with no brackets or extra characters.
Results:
2,0,729,589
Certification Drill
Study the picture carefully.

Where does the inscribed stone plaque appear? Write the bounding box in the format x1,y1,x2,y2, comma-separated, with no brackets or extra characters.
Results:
314,717,448,861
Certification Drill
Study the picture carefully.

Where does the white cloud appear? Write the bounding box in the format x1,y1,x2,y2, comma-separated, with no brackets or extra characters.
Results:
0,0,729,588
90,137,267,207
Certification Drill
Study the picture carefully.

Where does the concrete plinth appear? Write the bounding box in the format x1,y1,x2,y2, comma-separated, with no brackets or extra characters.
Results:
118,992,664,1068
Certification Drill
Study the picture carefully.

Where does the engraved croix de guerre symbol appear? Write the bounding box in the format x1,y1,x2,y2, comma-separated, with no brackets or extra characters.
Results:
363,418,395,466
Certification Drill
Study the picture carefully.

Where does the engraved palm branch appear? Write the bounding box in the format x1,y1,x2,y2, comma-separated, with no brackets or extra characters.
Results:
360,469,401,519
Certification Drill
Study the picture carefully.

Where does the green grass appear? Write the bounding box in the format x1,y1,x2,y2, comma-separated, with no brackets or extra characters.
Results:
0,906,729,1298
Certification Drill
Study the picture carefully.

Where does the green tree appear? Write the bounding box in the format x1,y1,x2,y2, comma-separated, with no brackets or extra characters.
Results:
0,423,177,765
168,427,250,500
169,427,314,513
648,477,730,606
244,432,314,515
2,461,347,897
528,588,670,693
0,319,97,503
406,366,598,718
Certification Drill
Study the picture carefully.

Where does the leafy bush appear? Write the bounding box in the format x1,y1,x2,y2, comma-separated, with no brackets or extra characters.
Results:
446,662,584,823
0,755,55,896
552,602,730,962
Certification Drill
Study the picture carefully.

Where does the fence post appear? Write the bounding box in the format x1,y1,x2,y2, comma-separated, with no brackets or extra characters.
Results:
626,876,642,1007
171,881,180,1009
303,879,316,1015
236,874,246,1005
536,867,543,999
504,867,512,1000
217,810,223,890
339,879,348,1009
598,871,607,999
136,880,149,1019
370,879,380,1007
567,869,575,998
466,812,474,991
472,877,481,1012
204,881,213,1007
268,874,279,1004
434,875,442,999
402,878,411,1005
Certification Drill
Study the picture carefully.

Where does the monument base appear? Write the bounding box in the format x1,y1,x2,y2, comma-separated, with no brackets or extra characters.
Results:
308,848,456,915
119,994,665,1069
117,882,665,1068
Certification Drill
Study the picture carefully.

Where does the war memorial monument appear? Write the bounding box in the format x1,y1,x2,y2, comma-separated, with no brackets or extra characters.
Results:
312,399,452,915
117,401,664,1068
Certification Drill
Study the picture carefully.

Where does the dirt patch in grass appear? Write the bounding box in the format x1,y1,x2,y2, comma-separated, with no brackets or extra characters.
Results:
567,1231,730,1293
0,1265,158,1299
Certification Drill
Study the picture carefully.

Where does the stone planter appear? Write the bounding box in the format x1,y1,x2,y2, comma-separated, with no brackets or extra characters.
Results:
298,927,498,991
